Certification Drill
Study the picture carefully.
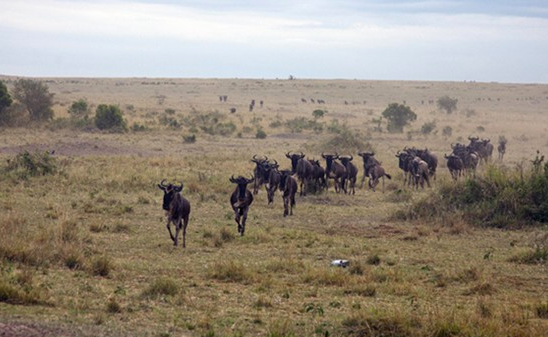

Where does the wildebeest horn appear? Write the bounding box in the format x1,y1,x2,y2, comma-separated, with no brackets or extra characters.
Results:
229,175,236,183
158,179,168,190
174,182,183,192
348,155,353,161
286,151,292,158
299,152,305,158
321,152,326,158
444,153,449,158
272,159,278,166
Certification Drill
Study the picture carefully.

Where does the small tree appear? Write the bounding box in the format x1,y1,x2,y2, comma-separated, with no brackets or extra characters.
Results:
0,80,12,113
12,79,54,121
437,96,458,114
68,99,90,118
381,103,417,133
312,109,327,119
95,104,126,131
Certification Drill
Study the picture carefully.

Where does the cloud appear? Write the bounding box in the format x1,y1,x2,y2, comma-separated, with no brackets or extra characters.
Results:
1,0,548,81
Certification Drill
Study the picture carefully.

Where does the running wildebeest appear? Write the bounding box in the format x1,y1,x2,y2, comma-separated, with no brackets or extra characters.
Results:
158,180,191,247
285,151,313,196
229,175,254,236
321,153,347,193
279,170,297,217
338,155,358,195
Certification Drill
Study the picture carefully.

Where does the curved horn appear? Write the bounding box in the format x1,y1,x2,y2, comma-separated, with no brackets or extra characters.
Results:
158,179,168,190
174,181,183,192
348,155,353,161
444,153,449,159
286,151,292,158
229,175,236,183
321,152,326,158
299,152,305,158
272,159,278,166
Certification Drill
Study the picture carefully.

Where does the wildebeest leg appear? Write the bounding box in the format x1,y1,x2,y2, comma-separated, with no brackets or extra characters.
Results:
181,213,189,248
173,215,183,246
166,219,176,244
283,195,289,217
240,208,248,236
234,209,242,234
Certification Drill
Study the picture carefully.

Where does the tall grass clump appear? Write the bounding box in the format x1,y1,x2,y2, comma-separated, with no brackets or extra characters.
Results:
399,159,548,228
3,150,57,179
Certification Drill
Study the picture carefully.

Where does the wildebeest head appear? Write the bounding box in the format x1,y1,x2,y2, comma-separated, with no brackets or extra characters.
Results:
321,152,338,172
158,179,183,211
278,170,292,190
358,151,377,167
286,151,305,173
338,155,353,166
230,175,254,201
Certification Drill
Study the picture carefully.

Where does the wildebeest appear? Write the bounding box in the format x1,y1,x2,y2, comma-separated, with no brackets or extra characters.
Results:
395,150,413,186
279,170,297,217
309,159,327,192
498,138,507,161
444,153,464,181
229,175,254,236
468,136,493,163
416,148,438,180
158,180,191,247
321,153,347,193
411,157,430,189
338,155,358,195
358,152,391,192
286,151,313,196
266,161,281,204
251,154,269,195
451,143,479,176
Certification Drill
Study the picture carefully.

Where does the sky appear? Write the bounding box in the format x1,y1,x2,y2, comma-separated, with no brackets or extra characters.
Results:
1,0,548,83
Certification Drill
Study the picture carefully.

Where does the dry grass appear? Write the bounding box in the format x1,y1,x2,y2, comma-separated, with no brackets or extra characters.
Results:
0,77,547,336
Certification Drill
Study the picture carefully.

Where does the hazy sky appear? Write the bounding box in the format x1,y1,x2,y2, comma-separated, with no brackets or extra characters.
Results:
1,0,548,82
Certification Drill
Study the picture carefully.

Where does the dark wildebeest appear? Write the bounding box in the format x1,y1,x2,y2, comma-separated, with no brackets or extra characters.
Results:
321,153,347,193
444,153,464,181
411,157,430,189
451,143,479,177
358,152,391,192
468,136,493,164
285,151,313,196
251,154,269,195
309,159,327,192
358,151,381,188
395,150,414,186
279,170,297,217
158,180,191,247
229,175,254,236
416,148,438,180
266,161,281,204
498,139,506,161
338,155,358,195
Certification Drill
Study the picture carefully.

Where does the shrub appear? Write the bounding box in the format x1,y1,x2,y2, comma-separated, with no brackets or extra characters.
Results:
4,150,57,178
68,99,90,118
312,109,327,119
256,128,267,139
536,302,548,319
142,277,179,298
12,79,54,121
381,103,417,133
442,126,452,137
437,95,458,114
90,255,113,277
95,104,127,131
402,159,548,228
421,121,436,135
183,134,196,143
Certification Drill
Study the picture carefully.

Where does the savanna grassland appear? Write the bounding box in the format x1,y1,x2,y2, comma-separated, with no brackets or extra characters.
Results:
0,76,548,337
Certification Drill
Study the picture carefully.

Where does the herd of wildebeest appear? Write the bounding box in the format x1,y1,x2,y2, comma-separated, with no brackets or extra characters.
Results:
157,136,506,247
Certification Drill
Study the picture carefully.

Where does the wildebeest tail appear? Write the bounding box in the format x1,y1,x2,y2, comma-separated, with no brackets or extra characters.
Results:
385,173,392,180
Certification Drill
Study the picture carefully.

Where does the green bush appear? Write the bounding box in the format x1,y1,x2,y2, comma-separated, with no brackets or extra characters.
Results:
256,128,267,139
421,121,436,135
95,104,127,131
401,159,548,228
4,150,57,178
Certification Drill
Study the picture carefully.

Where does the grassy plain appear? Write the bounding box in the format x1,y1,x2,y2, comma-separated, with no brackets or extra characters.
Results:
0,76,548,336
